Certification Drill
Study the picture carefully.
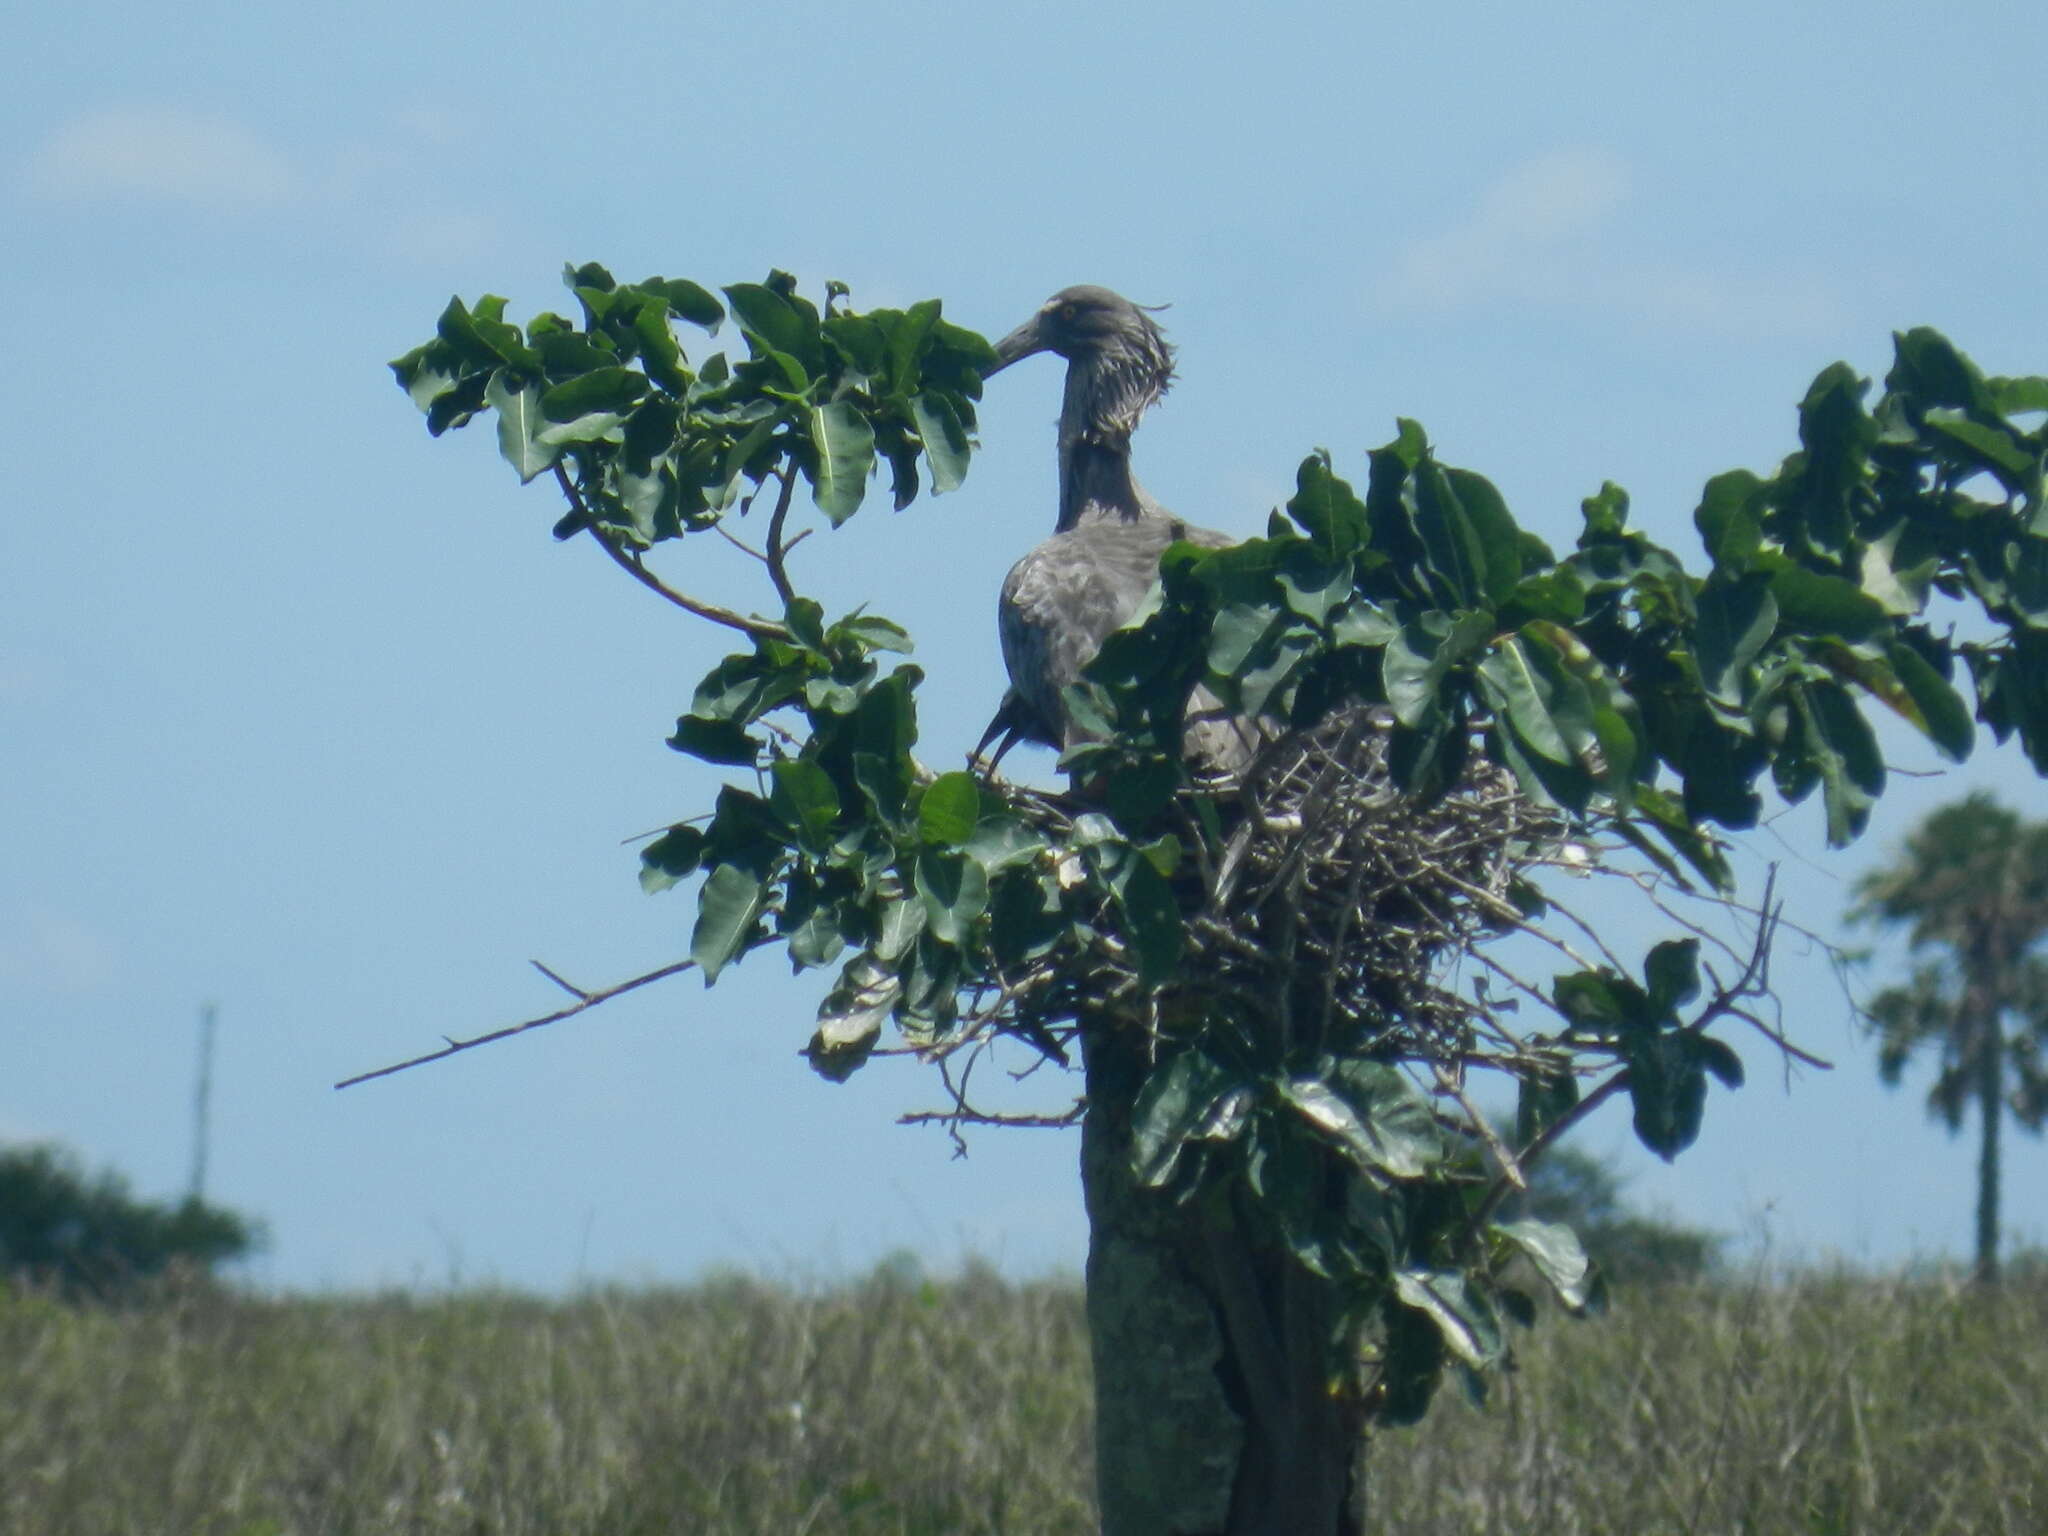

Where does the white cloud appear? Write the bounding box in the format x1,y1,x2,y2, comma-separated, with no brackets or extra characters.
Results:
1386,147,1630,309
22,105,299,212
1379,148,1842,338
0,911,120,995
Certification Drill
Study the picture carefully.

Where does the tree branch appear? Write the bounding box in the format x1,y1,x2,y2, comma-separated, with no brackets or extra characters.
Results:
764,463,800,609
550,464,789,641
334,957,697,1089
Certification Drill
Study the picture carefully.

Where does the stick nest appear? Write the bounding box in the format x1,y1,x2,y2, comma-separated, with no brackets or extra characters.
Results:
999,705,1573,1071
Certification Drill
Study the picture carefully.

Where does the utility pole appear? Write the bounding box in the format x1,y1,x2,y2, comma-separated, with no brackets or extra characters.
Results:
188,1002,216,1203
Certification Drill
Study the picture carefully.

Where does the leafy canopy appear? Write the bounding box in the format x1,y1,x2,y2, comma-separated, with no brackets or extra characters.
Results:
394,265,2048,1421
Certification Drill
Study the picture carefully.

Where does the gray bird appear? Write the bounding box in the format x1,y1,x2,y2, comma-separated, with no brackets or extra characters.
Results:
978,286,1258,781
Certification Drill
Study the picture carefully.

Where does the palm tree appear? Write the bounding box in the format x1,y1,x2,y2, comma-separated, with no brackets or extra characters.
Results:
1850,793,2048,1282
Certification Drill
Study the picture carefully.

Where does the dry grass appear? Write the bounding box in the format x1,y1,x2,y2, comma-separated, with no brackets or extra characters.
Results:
2,1263,2043,1534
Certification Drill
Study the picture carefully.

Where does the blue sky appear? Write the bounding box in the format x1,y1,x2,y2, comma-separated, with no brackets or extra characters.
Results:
6,0,2047,1290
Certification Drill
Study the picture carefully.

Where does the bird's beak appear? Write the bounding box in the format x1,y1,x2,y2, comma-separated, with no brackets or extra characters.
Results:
984,315,1047,378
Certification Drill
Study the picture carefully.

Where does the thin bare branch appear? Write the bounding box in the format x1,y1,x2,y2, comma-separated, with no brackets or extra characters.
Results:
764,464,800,609
334,957,696,1090
550,464,788,640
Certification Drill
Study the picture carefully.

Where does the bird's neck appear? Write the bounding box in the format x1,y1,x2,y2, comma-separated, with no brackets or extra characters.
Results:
1054,356,1168,531
1056,438,1156,530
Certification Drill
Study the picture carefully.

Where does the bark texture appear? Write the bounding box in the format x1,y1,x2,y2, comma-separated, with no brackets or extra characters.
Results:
1081,1025,1368,1536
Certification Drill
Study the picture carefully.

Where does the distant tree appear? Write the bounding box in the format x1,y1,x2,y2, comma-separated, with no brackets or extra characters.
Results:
0,1143,259,1298
1851,794,2048,1283
1499,1142,1720,1288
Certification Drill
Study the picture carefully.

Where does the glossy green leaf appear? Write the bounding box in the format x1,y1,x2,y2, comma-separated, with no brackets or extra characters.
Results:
1286,452,1368,560
1131,1049,1235,1187
1114,855,1183,987
1495,1219,1605,1315
536,366,646,444
1627,1033,1707,1160
915,848,988,944
1886,641,1974,761
808,402,875,525
1770,567,1888,642
724,282,820,377
1798,680,1885,845
910,391,971,493
1924,409,2032,482
807,954,896,1083
638,825,706,894
917,771,982,847
692,863,765,983
1643,938,1701,1017
666,715,760,766
1393,1269,1502,1369
770,760,840,848
1694,577,1778,705
645,277,724,331
485,370,556,483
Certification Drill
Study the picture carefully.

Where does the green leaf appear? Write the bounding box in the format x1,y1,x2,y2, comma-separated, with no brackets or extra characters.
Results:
807,955,897,1083
1443,466,1523,604
644,277,725,331
1770,567,1888,641
536,367,647,444
638,825,705,894
884,299,941,394
1797,680,1885,846
1694,1035,1745,1089
1494,1219,1605,1315
910,391,971,494
1114,855,1183,987
1695,470,1766,571
1924,409,2033,482
917,771,982,847
834,614,915,655
808,402,876,524
770,759,840,849
1989,374,2048,415
1886,641,1974,762
1281,1066,1441,1179
962,816,1047,873
485,370,557,483
1643,939,1701,1017
666,715,759,766
915,848,988,945
1514,1067,1579,1147
1627,1034,1707,1160
1694,576,1778,705
724,282,821,378
692,863,765,983
1130,1049,1235,1187
1286,452,1368,560
1393,1269,1503,1370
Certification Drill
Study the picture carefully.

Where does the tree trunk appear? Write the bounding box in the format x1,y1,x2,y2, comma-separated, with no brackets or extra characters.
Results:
1975,1024,2002,1284
1081,1024,1369,1535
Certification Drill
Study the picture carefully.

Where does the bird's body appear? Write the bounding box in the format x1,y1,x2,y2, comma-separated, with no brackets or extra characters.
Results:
983,286,1255,777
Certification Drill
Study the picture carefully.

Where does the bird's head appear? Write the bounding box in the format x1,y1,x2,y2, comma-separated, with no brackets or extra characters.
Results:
986,286,1176,438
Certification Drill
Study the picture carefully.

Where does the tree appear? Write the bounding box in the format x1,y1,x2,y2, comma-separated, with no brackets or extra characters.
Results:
1850,794,2048,1283
0,1142,259,1298
375,263,2048,1534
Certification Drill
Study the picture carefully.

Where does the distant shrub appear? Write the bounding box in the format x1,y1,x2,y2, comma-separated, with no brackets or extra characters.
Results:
0,1143,259,1298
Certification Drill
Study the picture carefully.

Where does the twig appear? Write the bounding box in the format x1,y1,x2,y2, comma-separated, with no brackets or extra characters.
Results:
764,464,800,608
550,465,788,641
334,957,697,1089
897,1105,1085,1130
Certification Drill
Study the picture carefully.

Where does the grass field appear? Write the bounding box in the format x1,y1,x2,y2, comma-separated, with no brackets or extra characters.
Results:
3,1262,2043,1534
